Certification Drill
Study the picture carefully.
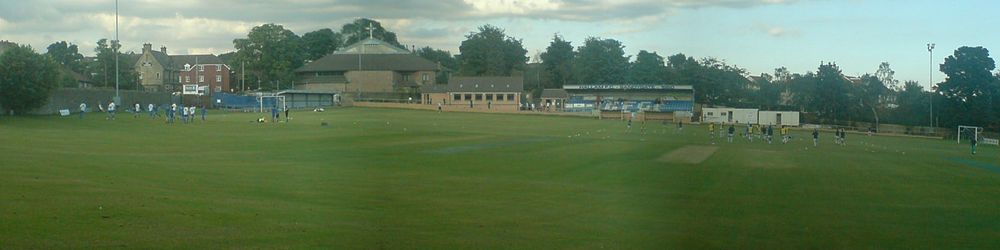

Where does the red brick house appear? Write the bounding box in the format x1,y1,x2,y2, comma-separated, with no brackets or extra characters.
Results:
135,43,232,93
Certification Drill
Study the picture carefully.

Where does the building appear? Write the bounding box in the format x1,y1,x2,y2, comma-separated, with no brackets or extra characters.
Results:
702,108,759,124
420,76,523,112
134,43,231,93
173,55,231,94
58,66,95,88
276,90,339,109
295,37,440,93
540,89,569,111
758,111,800,126
558,85,695,121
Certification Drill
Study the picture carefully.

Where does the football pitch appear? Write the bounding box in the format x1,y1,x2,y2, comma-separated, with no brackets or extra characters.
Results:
2,107,999,248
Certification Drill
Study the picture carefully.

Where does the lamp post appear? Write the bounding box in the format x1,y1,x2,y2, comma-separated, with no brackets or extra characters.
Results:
114,0,120,103
927,43,935,129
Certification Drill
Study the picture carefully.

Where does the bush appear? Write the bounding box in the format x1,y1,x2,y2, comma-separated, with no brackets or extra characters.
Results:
0,45,59,115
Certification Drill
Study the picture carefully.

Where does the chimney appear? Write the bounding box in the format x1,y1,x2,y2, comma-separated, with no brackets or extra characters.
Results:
160,46,167,54
143,43,152,53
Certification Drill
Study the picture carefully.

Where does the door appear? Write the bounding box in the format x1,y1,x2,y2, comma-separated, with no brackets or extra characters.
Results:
727,111,733,123
776,113,782,125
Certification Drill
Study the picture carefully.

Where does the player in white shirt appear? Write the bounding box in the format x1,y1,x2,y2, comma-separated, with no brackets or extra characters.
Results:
79,102,87,119
107,101,116,120
169,103,177,123
190,106,197,122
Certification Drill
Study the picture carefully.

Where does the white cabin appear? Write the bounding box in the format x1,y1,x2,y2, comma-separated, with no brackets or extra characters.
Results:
702,108,758,124
758,111,800,126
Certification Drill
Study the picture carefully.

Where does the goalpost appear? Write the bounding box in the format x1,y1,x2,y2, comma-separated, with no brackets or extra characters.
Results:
257,95,286,113
957,125,997,145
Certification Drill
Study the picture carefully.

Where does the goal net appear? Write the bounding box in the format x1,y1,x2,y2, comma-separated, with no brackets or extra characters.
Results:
957,125,995,145
258,95,286,113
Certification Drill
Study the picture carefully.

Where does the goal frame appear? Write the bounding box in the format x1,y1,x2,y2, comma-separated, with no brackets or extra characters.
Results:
258,95,286,113
957,125,983,144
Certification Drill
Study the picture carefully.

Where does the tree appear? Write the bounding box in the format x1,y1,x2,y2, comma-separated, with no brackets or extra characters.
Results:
628,50,667,84
937,46,999,128
875,62,899,91
664,53,697,86
218,51,237,66
788,72,818,112
574,37,629,85
233,23,304,90
812,63,852,123
857,74,889,125
45,41,84,72
888,80,930,126
416,47,456,84
301,28,343,61
86,38,138,89
752,73,784,109
773,67,791,83
539,34,575,89
695,58,751,107
0,45,59,115
341,18,402,47
456,25,528,76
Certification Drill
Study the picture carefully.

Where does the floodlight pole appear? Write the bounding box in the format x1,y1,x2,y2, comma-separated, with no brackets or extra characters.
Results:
114,0,120,101
928,43,935,129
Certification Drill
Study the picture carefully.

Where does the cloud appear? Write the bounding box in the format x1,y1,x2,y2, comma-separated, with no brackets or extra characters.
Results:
0,0,799,56
756,25,801,38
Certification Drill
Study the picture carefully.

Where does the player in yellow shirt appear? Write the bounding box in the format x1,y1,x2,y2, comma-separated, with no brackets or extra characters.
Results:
708,123,716,139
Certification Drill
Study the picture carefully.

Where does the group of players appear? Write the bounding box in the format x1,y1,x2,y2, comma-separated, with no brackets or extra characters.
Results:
706,122,794,145
78,100,206,124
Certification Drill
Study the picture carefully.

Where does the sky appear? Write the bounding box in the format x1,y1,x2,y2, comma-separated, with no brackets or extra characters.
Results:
2,0,999,88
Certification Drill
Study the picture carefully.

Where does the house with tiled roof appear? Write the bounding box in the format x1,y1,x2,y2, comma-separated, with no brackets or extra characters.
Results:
134,43,231,93
295,37,440,93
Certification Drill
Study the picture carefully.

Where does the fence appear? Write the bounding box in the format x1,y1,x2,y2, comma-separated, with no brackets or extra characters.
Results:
351,92,419,103
32,88,171,115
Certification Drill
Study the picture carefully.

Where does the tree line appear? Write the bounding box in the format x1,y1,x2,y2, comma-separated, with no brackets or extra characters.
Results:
3,19,999,132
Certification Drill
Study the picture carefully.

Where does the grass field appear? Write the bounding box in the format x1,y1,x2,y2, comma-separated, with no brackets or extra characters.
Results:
2,107,1000,248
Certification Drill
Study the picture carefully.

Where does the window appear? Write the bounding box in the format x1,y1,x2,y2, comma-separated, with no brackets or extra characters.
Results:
475,94,483,101
156,73,160,80
215,86,222,92
486,94,494,100
422,73,428,82
453,94,461,101
178,76,182,82
198,65,204,72
185,76,190,83
465,94,472,100
497,94,504,101
506,94,514,101
708,112,714,116
198,75,205,83
216,65,221,72
138,72,143,80
402,73,411,81
216,75,222,82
